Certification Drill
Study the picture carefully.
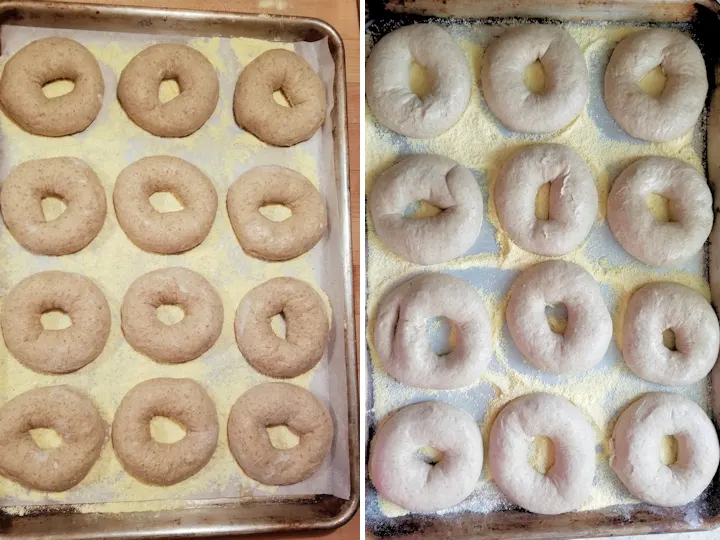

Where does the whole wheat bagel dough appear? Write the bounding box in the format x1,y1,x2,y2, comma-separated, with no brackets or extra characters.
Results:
114,156,218,254
227,382,333,485
234,277,329,378
118,44,219,137
607,156,712,267
366,24,471,138
1,157,106,255
373,273,492,389
0,386,105,491
0,37,104,136
227,165,327,261
1,271,111,374
481,25,588,133
112,378,218,485
370,155,483,265
495,144,597,255
604,29,707,142
507,260,612,374
369,400,483,512
611,392,719,506
121,267,223,364
489,393,596,514
234,49,326,146
623,282,720,386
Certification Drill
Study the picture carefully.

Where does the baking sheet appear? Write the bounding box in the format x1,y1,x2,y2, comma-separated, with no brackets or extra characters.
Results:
365,19,713,527
0,23,350,509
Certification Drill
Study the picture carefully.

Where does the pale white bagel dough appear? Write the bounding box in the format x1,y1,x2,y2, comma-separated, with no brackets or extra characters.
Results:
369,401,483,512
370,155,483,265
506,260,612,374
623,282,720,386
373,273,492,390
604,28,707,142
366,24,471,138
607,157,712,267
611,392,719,506
481,25,588,133
489,393,596,514
495,144,597,255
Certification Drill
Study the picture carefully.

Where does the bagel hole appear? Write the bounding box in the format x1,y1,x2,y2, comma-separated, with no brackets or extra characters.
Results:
271,313,287,339
267,425,300,449
638,64,667,98
42,78,75,98
646,193,672,222
415,446,444,465
30,428,62,449
272,89,292,107
40,310,72,330
158,78,181,103
535,183,551,220
529,436,555,474
662,328,677,351
409,60,433,100
660,435,679,466
156,304,185,325
260,204,292,222
41,196,67,222
544,303,568,335
403,200,442,219
523,60,546,94
150,416,186,444
425,316,457,356
149,191,184,213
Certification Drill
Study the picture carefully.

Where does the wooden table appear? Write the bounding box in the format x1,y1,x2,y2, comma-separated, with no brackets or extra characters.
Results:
59,0,361,538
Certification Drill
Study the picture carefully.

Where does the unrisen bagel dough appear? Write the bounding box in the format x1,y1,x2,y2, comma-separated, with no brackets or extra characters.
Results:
481,25,588,133
234,49,326,146
112,378,218,485
0,37,104,136
622,282,720,386
506,260,612,374
495,144,597,255
366,24,471,138
611,392,719,506
369,400,483,512
489,393,596,514
227,165,327,261
1,157,106,255
607,156,712,267
121,267,223,364
118,44,219,137
114,156,218,254
234,277,329,378
604,28,708,142
0,386,105,491
370,155,483,265
373,273,492,389
227,382,333,485
1,271,111,374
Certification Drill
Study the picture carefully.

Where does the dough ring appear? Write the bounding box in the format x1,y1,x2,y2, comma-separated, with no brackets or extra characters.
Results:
495,144,598,255
489,393,596,515
227,165,327,261
373,273,492,390
604,29,707,142
623,282,719,386
1,157,106,255
611,392,719,506
0,37,104,136
234,49,326,146
118,44,219,137
369,400,483,512
0,386,105,491
114,156,218,254
506,260,612,374
369,155,483,265
112,378,218,485
366,24,471,138
121,267,223,364
481,25,588,133
227,382,333,485
1,271,111,374
607,156,712,267
234,277,329,378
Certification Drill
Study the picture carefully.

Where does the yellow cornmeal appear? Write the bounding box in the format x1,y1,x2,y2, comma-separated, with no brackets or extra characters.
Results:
367,22,711,516
0,32,331,513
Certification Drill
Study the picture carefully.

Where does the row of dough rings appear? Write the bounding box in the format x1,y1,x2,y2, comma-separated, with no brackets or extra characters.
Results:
0,38,326,145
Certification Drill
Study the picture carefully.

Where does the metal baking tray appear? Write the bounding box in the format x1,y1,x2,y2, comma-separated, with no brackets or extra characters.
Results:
0,1,358,537
365,0,720,538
